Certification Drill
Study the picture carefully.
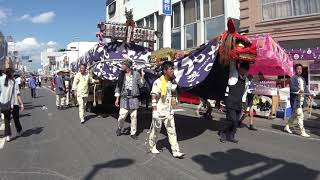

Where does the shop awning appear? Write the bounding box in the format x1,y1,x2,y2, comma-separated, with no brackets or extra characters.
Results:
249,34,294,77
288,47,320,61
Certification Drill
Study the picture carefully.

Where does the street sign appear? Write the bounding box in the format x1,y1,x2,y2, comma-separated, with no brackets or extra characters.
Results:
22,56,29,60
159,0,172,16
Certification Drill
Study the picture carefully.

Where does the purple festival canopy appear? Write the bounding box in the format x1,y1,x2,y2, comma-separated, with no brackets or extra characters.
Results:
70,41,151,73
287,47,320,61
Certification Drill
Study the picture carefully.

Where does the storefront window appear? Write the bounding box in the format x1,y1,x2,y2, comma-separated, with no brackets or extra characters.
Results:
293,0,320,16
184,0,196,24
157,14,163,49
262,0,320,21
205,15,225,42
173,3,181,28
108,1,116,19
204,0,210,18
136,19,144,27
211,0,224,17
172,28,181,50
145,15,154,28
150,15,154,28
185,23,197,48
196,0,201,20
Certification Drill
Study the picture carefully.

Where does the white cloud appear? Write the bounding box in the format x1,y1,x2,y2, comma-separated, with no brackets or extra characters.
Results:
15,37,40,51
15,37,59,71
0,8,11,26
19,11,56,24
47,41,57,47
20,14,31,20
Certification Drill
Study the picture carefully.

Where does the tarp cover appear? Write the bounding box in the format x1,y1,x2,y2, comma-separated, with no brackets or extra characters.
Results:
71,40,220,89
70,41,151,76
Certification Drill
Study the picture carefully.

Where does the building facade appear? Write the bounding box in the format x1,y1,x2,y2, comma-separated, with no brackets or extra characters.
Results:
106,0,240,50
66,42,97,68
0,32,8,71
41,42,97,75
240,0,320,92
41,48,65,75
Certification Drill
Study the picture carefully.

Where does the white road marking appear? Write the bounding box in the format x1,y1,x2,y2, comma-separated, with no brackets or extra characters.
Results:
0,122,4,149
0,138,5,149
0,123,4,131
231,162,267,176
173,109,185,112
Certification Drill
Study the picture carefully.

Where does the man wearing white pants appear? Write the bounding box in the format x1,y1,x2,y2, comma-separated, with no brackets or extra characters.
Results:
284,64,311,137
72,64,94,124
115,59,145,140
55,71,66,110
148,61,185,159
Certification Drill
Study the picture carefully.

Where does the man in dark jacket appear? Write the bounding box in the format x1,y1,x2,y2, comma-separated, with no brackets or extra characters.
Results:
284,64,311,137
114,59,145,139
55,71,66,110
219,62,250,143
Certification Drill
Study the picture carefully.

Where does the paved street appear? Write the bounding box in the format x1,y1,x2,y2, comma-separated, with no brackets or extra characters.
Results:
0,87,320,180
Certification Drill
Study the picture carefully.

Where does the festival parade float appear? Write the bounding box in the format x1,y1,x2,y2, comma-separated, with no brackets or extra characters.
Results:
71,8,296,119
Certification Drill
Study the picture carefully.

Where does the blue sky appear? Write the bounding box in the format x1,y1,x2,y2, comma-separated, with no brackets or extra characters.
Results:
0,0,106,70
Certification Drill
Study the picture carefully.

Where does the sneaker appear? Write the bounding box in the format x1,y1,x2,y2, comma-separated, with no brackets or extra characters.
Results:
228,134,239,143
130,134,138,140
219,132,227,143
80,118,85,124
249,125,258,131
284,125,292,134
228,138,239,144
301,132,311,138
173,152,185,159
5,136,11,142
150,146,160,154
116,128,122,136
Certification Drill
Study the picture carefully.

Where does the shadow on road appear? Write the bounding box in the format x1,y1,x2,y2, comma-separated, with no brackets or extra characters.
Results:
83,158,134,180
271,124,285,132
24,104,44,110
19,113,31,118
136,111,220,139
21,127,44,137
85,114,99,122
10,127,44,141
192,149,320,180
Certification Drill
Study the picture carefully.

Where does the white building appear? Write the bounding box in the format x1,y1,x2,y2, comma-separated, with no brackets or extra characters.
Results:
66,42,97,68
41,42,97,75
41,48,65,75
0,32,8,71
106,0,240,50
